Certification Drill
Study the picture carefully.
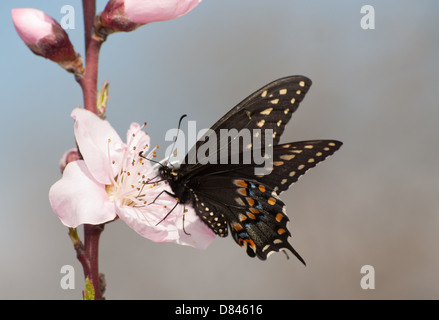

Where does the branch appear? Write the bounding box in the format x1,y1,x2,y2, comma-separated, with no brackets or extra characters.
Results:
69,226,106,299
78,0,104,113
72,0,106,300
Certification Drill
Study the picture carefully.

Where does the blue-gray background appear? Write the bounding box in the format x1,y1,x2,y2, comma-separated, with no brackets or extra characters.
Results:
1,0,438,299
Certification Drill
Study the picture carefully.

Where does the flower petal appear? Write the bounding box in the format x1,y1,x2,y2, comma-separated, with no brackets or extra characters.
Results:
71,108,125,185
12,8,77,62
126,122,150,153
174,206,216,250
12,8,55,46
49,160,116,227
115,184,215,249
124,0,202,24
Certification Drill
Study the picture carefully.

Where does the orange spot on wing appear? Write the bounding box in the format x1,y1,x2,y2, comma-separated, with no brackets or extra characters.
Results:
247,212,256,220
268,197,276,205
246,197,255,206
275,213,283,222
258,185,266,192
277,228,287,235
235,180,248,188
237,188,248,196
239,238,256,251
247,239,255,248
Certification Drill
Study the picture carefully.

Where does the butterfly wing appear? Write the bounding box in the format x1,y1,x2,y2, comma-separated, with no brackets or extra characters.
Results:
161,75,342,262
243,140,343,193
182,76,312,171
185,140,342,262
187,175,305,262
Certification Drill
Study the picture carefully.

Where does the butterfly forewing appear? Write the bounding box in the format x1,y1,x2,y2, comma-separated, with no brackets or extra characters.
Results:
183,76,312,169
241,140,343,193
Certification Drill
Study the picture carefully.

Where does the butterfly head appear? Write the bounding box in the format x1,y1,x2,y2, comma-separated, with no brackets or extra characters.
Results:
159,165,179,181
159,165,191,203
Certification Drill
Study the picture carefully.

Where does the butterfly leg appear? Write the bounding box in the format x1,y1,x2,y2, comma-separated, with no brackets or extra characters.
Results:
155,201,179,226
150,189,177,204
182,205,191,236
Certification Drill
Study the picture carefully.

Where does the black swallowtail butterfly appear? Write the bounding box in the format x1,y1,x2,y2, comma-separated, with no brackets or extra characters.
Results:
159,76,342,264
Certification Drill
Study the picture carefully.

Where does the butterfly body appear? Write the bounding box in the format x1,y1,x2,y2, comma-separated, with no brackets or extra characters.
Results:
159,76,342,263
159,166,192,203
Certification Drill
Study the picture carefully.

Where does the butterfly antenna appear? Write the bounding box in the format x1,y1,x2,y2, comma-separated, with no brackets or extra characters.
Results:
166,114,187,168
139,151,166,168
139,151,166,185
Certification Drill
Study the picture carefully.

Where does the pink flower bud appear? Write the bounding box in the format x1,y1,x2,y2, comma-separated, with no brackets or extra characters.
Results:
59,148,81,173
99,0,202,33
12,8,78,64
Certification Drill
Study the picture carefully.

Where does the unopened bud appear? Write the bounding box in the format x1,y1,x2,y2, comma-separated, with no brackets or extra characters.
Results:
60,148,80,173
97,0,202,34
12,8,83,75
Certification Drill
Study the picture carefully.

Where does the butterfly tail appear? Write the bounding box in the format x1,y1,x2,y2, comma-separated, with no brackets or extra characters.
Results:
225,181,305,264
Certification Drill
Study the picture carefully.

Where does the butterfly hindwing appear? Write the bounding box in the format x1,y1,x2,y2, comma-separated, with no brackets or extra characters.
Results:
190,189,229,238
187,175,305,262
226,180,305,262
183,140,341,260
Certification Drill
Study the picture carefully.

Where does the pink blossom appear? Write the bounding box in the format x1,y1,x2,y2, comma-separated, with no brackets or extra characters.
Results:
99,0,202,32
49,108,215,249
11,8,77,63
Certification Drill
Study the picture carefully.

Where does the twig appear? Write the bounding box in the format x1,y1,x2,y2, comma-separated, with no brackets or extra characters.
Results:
72,0,107,300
